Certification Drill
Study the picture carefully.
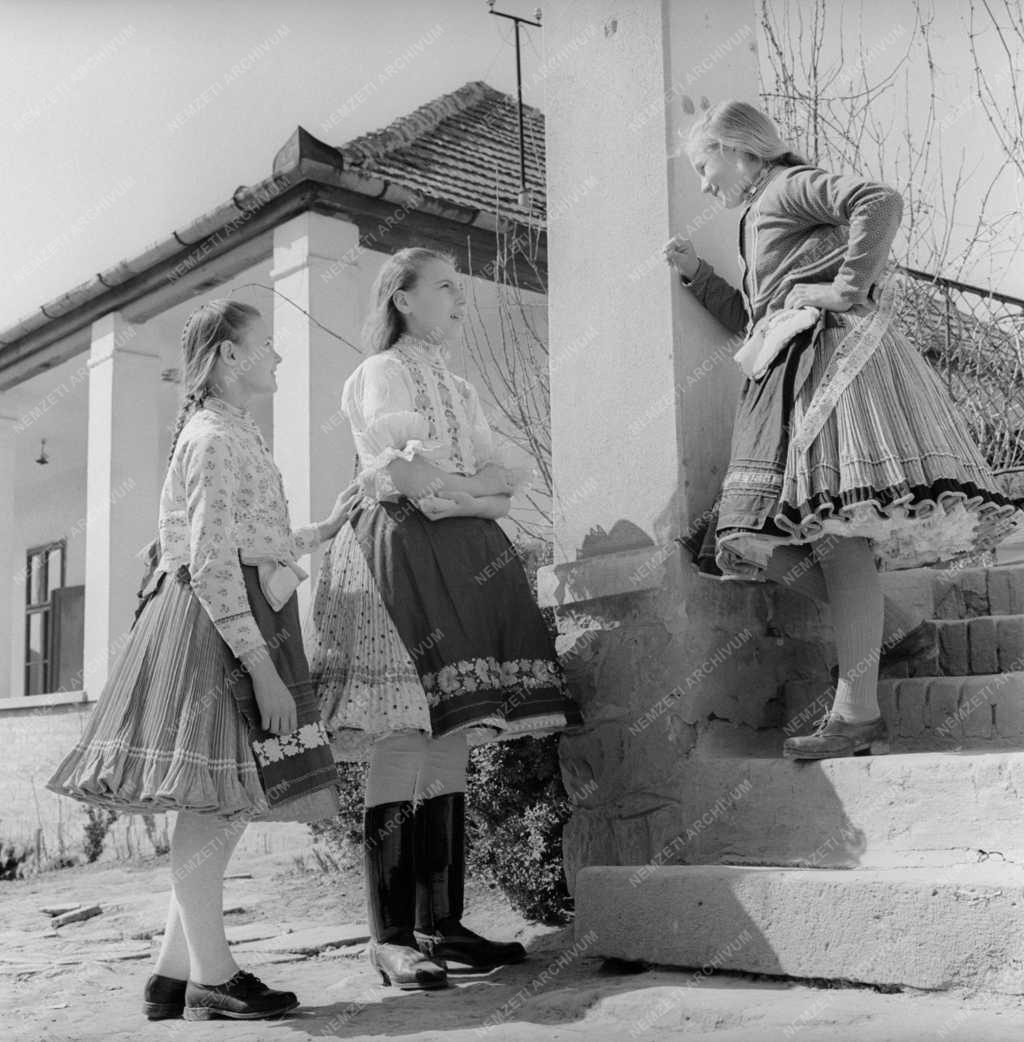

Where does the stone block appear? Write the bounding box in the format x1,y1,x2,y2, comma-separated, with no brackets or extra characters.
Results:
932,578,965,620
957,677,996,738
996,616,1024,673
896,679,927,738
576,863,1024,993
958,568,990,616
988,566,1024,616
936,621,969,676
994,682,1024,740
968,617,1000,675
925,678,962,740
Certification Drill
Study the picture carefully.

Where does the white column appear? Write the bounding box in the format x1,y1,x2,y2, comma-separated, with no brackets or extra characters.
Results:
0,400,17,699
83,314,161,694
544,0,755,563
271,212,365,620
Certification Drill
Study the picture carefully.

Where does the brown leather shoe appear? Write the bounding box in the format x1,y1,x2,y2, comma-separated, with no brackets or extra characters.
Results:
783,714,890,760
368,940,447,990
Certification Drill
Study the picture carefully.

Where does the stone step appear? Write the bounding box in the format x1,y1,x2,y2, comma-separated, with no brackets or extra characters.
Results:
785,672,1024,751
882,615,1024,677
881,563,1024,623
655,751,1024,869
878,673,1024,748
574,863,1024,994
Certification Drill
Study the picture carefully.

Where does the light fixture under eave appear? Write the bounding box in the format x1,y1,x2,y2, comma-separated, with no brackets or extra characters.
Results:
36,438,49,465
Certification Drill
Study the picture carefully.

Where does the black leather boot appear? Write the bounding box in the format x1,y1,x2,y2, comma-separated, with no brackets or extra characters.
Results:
364,801,447,990
414,793,527,968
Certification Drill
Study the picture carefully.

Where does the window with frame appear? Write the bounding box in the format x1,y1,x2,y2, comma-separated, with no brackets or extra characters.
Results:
25,539,65,696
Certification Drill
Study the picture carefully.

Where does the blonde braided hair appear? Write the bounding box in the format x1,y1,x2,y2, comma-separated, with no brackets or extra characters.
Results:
136,300,261,597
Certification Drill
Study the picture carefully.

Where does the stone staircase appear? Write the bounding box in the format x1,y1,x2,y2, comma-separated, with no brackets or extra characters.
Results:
575,561,1024,995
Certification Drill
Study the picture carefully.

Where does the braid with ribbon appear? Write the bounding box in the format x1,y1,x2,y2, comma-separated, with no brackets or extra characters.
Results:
134,300,260,618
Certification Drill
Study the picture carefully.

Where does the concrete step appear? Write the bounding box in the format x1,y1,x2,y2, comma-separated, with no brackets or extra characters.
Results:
786,672,1024,751
878,672,1024,749
657,751,1024,869
575,863,1024,994
881,562,1024,623
880,615,1024,677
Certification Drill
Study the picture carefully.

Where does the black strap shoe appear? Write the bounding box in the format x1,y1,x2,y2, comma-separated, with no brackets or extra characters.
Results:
414,793,527,968
143,973,187,1020
183,969,298,1021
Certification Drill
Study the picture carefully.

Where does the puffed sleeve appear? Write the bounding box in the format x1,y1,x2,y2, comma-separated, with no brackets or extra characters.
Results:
683,260,749,335
464,381,536,496
289,524,323,558
774,167,903,306
181,432,266,658
342,354,436,502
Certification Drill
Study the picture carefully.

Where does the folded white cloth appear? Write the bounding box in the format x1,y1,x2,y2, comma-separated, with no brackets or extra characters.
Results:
238,553,309,612
733,306,821,380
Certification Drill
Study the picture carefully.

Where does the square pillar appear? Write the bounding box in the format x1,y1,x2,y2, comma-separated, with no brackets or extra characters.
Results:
0,400,16,698
538,1,825,888
270,212,366,619
84,314,161,693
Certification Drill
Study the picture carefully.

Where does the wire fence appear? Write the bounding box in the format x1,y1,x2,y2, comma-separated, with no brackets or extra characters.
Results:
894,266,1024,474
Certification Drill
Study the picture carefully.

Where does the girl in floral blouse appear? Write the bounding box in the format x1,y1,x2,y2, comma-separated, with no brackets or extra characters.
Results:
665,101,1022,760
48,300,355,1022
306,247,582,990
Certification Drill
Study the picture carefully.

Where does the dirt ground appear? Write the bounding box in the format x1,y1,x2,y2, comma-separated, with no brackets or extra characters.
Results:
3,845,1024,1042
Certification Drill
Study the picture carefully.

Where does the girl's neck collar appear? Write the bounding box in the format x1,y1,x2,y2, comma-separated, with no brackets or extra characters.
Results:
394,332,449,364
743,161,780,207
203,394,255,422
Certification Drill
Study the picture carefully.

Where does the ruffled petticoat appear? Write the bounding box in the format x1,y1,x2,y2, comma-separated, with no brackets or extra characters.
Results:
693,307,1023,579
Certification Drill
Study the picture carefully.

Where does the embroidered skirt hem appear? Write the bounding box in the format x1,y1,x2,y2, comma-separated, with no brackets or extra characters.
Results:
46,565,339,823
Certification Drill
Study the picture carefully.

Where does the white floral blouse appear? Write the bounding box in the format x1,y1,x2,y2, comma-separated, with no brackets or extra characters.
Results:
341,334,532,501
157,396,323,658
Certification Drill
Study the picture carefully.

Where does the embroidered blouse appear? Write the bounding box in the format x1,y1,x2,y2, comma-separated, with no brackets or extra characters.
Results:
156,396,323,658
684,164,904,333
341,334,532,502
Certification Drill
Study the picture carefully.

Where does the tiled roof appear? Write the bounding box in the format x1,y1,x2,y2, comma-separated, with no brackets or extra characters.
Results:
337,80,546,223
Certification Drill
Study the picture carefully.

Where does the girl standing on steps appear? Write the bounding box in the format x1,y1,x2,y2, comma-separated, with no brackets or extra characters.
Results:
664,101,1023,760
305,246,583,991
47,300,358,1022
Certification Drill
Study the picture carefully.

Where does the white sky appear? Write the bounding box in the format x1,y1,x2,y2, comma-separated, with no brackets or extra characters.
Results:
2,0,1021,332
0,0,540,328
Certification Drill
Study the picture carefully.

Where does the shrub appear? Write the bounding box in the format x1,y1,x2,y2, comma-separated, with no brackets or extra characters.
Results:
0,840,33,881
466,733,573,924
83,807,118,863
308,761,367,860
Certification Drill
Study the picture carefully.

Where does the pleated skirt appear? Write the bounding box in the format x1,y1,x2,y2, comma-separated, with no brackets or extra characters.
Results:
305,498,582,761
46,564,339,822
690,309,1024,579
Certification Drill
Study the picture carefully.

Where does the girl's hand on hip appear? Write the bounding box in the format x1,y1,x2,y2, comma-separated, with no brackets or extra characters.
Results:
784,283,851,312
663,236,700,279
